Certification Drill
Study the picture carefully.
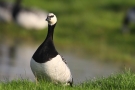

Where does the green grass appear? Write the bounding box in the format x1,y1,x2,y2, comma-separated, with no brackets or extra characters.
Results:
1,0,135,68
0,70,135,90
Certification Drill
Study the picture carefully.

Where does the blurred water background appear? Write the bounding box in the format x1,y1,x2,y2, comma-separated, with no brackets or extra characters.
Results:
0,42,120,83
0,0,135,84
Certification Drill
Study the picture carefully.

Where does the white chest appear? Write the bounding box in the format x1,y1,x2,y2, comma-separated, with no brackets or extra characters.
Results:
30,55,72,84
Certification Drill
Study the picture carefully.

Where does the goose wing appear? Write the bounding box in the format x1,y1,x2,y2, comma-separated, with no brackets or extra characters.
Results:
61,55,67,64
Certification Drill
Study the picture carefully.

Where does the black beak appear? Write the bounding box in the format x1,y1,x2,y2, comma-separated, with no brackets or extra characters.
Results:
46,17,51,21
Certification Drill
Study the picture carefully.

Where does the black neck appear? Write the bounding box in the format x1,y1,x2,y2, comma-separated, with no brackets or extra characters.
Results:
12,0,21,19
32,23,58,63
46,23,56,40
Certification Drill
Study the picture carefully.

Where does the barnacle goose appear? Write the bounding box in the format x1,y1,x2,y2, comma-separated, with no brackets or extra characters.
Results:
0,1,13,22
122,7,135,33
30,13,73,86
12,0,48,30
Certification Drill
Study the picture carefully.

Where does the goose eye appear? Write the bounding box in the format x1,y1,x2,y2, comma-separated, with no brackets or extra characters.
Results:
50,15,54,18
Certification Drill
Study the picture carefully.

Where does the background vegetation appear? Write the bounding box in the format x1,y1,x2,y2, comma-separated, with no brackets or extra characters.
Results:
1,0,135,69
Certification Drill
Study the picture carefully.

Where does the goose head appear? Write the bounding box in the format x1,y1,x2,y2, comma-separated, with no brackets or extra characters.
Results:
46,13,57,26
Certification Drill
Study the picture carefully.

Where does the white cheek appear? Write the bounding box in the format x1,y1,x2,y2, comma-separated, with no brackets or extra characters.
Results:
49,18,57,25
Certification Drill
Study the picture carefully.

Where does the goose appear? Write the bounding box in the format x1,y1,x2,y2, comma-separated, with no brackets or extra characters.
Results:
30,13,73,86
122,7,135,33
12,0,48,30
0,1,13,22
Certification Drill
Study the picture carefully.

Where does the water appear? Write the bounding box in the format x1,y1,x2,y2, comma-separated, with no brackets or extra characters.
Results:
0,42,120,83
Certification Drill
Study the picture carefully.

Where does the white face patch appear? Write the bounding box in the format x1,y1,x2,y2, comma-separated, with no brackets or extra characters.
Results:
46,13,57,26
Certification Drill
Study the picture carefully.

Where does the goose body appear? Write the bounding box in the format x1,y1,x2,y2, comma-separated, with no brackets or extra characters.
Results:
0,1,13,22
12,0,48,30
30,13,73,86
122,7,135,32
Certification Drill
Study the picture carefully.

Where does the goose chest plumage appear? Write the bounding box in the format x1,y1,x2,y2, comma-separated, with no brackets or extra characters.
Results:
30,13,73,86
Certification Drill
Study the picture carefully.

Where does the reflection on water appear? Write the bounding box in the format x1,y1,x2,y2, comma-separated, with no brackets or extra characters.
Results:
0,42,121,83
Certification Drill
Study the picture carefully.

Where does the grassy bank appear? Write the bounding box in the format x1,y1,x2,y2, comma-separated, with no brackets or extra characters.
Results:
0,70,135,90
1,0,135,67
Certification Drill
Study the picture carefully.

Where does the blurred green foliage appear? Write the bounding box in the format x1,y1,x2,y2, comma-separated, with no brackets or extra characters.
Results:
1,0,135,67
